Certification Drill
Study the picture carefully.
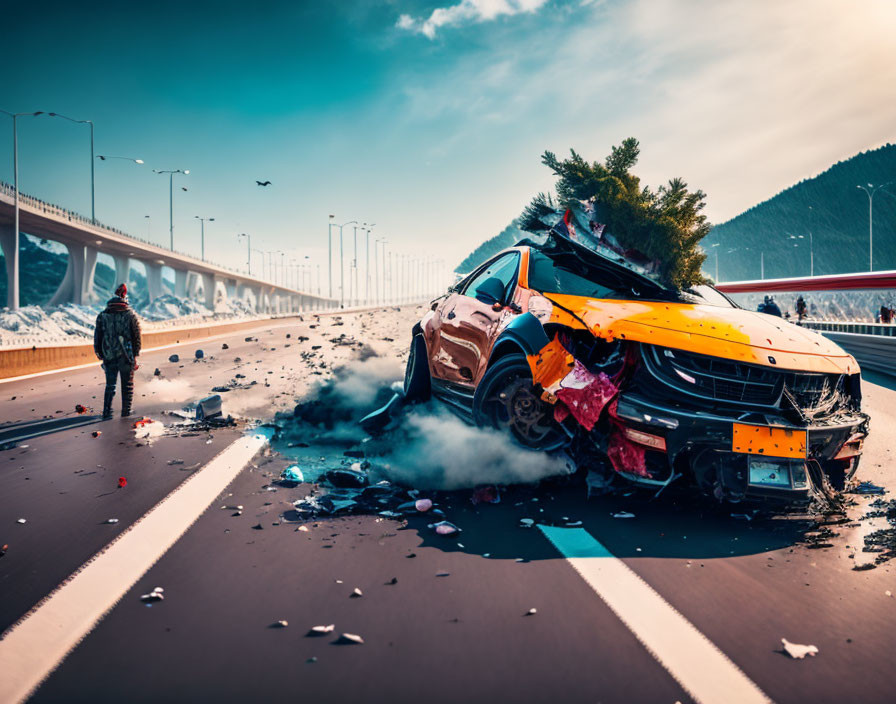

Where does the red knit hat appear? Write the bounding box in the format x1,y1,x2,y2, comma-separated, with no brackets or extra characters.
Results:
115,283,128,298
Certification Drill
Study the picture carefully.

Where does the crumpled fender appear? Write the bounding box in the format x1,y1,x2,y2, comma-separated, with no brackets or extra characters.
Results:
492,312,551,357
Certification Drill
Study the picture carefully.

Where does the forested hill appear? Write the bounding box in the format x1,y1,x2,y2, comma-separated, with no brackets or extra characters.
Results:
703,143,896,281
454,220,525,274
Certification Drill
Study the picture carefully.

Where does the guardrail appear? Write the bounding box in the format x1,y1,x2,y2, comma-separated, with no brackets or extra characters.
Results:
803,321,896,337
816,331,896,377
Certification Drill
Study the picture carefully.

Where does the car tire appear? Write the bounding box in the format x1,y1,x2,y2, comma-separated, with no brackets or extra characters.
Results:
404,333,431,402
472,353,567,451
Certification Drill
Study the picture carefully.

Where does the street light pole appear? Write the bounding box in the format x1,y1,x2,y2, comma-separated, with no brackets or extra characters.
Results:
237,233,251,274
857,183,892,272
0,110,46,309
153,168,190,250
194,216,214,261
335,220,357,307
328,215,334,297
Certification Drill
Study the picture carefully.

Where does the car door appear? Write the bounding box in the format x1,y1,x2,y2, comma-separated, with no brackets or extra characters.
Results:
434,251,521,387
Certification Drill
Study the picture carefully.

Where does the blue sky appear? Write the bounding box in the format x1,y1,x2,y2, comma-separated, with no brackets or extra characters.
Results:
2,0,895,282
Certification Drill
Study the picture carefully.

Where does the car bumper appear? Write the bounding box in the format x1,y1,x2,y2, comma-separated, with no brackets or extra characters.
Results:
613,392,869,500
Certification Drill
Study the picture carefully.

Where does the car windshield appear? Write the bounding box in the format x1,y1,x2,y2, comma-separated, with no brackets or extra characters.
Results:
526,249,736,307
678,285,737,308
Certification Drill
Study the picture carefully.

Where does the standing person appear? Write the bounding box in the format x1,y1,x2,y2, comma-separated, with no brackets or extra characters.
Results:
796,295,808,324
93,283,142,419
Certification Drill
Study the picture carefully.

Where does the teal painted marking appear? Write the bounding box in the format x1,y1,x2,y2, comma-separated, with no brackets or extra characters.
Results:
539,525,615,559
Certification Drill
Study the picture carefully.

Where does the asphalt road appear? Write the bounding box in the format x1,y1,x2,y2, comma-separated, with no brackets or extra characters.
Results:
2,308,895,704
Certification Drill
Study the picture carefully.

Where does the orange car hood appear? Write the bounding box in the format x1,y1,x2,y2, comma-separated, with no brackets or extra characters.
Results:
543,293,859,375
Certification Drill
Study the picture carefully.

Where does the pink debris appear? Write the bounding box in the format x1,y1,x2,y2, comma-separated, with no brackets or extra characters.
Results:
414,499,433,512
606,428,650,478
554,361,618,431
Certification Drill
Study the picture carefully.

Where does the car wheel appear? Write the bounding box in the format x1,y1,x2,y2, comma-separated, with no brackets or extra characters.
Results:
473,353,568,451
404,333,431,402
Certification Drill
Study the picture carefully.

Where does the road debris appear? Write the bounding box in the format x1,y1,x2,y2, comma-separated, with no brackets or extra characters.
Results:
351,588,363,598
335,633,364,645
141,587,165,603
430,521,460,536
781,638,819,659
16,518,26,524
280,466,304,483
526,608,537,616
415,498,433,512
118,476,127,488
612,511,636,519
104,518,120,524
168,354,179,363
75,404,88,414
195,349,204,359
308,624,335,636
196,394,223,420
92,431,101,438
272,620,288,628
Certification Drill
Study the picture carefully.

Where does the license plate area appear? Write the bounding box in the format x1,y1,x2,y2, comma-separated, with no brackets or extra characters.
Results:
732,423,807,459
748,458,809,490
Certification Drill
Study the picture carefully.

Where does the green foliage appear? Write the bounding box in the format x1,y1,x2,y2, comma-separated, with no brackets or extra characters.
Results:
527,139,711,289
703,143,896,281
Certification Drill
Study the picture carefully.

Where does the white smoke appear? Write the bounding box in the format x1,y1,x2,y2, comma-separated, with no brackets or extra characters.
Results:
374,407,573,490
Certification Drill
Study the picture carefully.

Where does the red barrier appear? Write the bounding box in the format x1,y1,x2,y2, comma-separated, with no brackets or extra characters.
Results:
716,270,896,294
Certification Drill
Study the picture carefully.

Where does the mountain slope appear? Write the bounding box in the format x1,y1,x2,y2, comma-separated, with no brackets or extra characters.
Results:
703,143,896,281
454,219,525,274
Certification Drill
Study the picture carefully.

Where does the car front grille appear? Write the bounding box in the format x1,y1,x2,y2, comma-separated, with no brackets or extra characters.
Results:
642,344,847,412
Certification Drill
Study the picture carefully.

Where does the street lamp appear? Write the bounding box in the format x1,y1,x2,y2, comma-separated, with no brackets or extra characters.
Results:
363,224,376,304
237,233,251,274
710,242,720,282
0,109,45,309
857,183,892,272
153,168,190,250
328,215,334,297
144,215,151,240
194,216,214,261
97,155,143,164
334,220,357,307
44,112,95,223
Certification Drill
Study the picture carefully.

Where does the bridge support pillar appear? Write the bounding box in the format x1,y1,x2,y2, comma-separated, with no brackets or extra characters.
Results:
174,268,188,298
0,223,18,310
112,254,130,293
49,243,98,306
200,273,216,310
144,261,164,302
186,272,201,299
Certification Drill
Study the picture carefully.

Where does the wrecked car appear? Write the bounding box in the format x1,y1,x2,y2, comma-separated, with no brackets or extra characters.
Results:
403,209,869,504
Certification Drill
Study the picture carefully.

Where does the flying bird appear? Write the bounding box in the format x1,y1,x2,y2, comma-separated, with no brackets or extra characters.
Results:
256,180,272,187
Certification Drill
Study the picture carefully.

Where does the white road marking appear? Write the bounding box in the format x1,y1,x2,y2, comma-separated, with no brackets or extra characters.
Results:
539,526,772,704
0,429,271,704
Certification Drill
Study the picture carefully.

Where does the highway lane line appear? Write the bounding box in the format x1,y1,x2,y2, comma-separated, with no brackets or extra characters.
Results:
0,428,272,704
539,526,772,704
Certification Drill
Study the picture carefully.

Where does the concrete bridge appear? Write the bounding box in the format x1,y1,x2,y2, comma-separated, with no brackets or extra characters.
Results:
0,182,336,313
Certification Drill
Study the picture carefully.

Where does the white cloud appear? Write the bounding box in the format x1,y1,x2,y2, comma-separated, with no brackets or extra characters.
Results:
388,0,896,224
397,0,549,39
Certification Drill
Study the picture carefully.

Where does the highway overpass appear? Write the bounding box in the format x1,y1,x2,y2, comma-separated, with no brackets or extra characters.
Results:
0,182,336,312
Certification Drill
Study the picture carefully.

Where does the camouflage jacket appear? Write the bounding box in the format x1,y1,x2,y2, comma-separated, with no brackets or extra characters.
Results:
94,297,143,362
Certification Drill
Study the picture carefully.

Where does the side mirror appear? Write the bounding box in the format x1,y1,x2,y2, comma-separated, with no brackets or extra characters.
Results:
474,277,506,307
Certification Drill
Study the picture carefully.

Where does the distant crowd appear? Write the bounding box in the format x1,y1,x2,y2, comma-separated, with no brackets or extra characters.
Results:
754,294,895,325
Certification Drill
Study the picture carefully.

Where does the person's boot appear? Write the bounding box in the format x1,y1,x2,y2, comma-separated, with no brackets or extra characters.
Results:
102,390,115,420
121,377,134,418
